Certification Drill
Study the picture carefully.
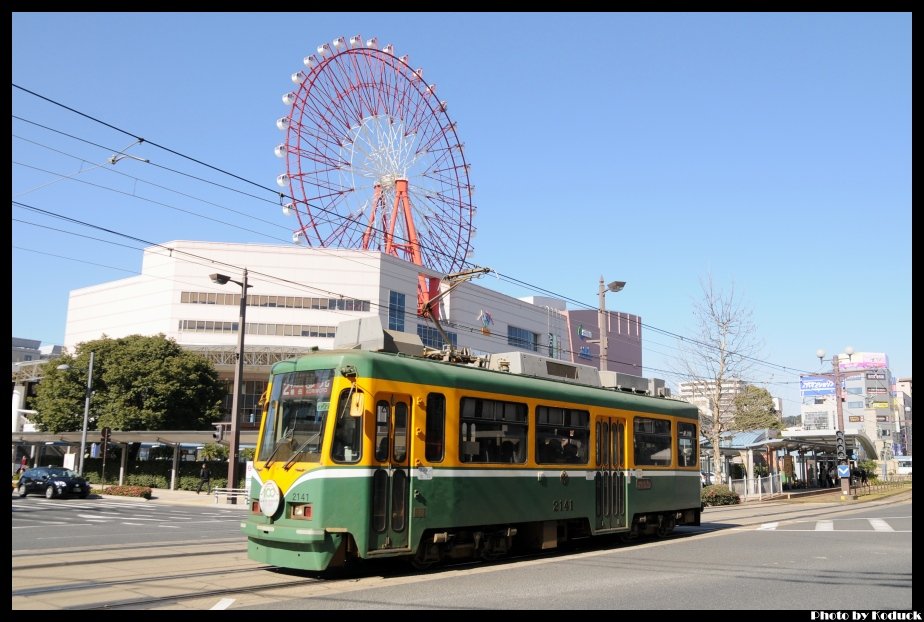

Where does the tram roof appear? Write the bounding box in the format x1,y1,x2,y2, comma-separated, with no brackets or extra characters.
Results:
273,348,700,419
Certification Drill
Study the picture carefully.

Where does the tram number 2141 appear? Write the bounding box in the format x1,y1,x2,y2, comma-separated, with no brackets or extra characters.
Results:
552,499,574,512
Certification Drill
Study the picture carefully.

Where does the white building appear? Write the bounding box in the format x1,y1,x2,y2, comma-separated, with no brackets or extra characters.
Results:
54,240,644,423
798,352,899,461
676,378,751,421
894,377,912,457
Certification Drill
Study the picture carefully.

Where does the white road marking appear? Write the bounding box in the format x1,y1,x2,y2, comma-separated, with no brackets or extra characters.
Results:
815,520,834,531
758,522,778,530
211,598,235,610
868,518,894,532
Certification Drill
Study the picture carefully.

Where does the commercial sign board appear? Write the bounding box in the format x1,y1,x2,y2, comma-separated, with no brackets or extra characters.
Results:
800,376,835,396
838,352,889,372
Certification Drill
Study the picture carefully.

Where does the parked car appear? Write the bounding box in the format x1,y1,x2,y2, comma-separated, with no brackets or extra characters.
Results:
17,467,91,499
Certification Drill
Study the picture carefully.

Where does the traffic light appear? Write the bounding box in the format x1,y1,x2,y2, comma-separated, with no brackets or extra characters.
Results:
212,423,225,442
100,427,112,443
835,430,847,461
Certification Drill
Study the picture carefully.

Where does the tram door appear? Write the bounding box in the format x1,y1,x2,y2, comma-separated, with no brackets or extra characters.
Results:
594,417,627,530
369,395,411,551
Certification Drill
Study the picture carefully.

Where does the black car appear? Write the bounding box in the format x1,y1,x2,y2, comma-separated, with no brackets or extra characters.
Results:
17,467,91,499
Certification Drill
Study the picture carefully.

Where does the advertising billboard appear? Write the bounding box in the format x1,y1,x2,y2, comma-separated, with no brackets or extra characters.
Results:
800,376,835,397
838,352,889,372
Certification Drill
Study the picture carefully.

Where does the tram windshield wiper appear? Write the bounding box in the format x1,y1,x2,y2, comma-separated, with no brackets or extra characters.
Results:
283,431,321,471
262,439,288,469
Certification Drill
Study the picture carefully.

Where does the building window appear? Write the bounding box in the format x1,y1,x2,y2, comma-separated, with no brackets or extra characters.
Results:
804,411,831,431
180,291,369,312
507,325,538,351
221,379,268,424
417,325,457,350
389,291,405,332
178,319,336,337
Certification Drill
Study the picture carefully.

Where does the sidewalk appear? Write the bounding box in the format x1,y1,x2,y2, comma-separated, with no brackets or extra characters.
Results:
94,485,249,508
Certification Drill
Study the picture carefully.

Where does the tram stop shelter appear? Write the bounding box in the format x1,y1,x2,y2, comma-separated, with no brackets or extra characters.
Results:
12,429,259,489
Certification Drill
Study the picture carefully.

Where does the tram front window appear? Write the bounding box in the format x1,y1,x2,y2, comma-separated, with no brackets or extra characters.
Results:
259,369,334,465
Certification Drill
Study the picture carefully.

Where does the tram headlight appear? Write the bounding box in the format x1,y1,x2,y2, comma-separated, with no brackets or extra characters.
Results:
291,503,313,520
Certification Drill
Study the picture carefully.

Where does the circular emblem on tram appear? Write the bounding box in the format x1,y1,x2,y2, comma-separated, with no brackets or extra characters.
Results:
259,480,281,517
560,471,569,485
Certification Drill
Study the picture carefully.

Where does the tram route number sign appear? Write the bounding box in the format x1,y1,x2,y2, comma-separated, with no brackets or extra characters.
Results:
837,465,851,479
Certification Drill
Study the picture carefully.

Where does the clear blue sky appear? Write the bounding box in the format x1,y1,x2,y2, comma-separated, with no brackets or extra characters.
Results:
12,13,911,416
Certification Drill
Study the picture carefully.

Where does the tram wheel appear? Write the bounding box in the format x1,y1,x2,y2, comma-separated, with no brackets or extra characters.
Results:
411,542,442,570
656,517,675,538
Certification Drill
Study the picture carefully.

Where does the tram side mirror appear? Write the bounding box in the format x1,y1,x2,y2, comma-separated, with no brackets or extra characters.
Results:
350,392,365,417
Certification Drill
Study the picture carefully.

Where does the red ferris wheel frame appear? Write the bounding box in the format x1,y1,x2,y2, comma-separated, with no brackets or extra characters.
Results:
276,35,476,284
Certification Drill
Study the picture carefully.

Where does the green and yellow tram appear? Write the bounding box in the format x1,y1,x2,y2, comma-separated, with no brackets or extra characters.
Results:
242,329,702,572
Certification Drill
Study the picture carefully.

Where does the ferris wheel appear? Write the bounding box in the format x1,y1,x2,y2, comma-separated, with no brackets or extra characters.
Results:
276,35,476,275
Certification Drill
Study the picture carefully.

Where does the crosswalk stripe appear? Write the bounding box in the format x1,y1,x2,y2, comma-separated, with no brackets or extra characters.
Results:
758,522,778,530
815,520,834,531
868,518,894,532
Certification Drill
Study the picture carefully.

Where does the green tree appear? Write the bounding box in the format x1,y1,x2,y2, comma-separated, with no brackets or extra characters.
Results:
200,442,229,461
31,334,225,433
239,447,256,461
733,385,782,431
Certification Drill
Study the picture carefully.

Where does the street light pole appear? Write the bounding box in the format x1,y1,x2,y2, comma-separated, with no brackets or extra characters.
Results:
210,269,250,495
78,351,94,476
58,351,94,476
597,277,626,372
832,354,852,496
817,347,853,496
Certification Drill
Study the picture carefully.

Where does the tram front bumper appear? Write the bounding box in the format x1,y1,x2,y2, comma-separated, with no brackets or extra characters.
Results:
242,520,329,543
243,520,346,571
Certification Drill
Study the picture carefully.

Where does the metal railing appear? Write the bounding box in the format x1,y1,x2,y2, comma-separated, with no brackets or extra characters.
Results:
727,474,783,501
726,473,911,501
212,487,249,505
851,474,912,497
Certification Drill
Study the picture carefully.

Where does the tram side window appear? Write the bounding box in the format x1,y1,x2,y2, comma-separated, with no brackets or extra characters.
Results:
677,422,697,467
459,397,527,463
535,406,589,465
375,401,390,461
332,388,362,464
425,393,445,462
634,417,672,466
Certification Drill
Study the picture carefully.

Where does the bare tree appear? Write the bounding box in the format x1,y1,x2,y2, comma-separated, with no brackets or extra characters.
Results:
675,276,763,480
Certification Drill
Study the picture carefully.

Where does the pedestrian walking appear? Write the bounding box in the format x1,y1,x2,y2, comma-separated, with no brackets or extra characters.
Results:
196,463,211,495
18,455,27,474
